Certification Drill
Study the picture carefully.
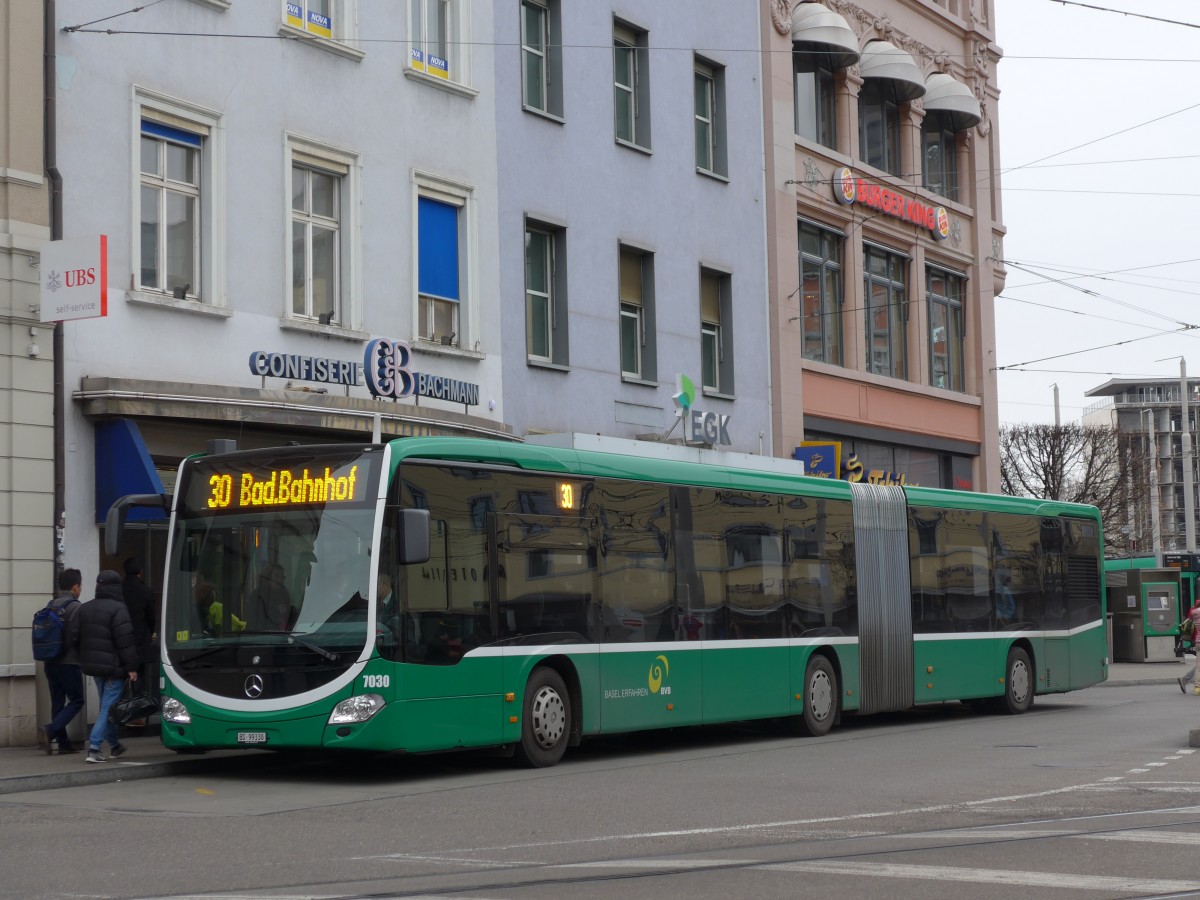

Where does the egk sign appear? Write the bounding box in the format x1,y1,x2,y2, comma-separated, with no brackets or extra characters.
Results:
672,374,732,446
832,166,950,241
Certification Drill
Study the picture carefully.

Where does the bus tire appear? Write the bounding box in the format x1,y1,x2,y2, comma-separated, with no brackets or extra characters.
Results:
797,654,838,737
514,667,571,768
999,646,1034,715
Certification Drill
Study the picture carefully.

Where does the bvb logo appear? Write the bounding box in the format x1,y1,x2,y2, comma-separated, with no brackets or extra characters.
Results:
648,655,669,694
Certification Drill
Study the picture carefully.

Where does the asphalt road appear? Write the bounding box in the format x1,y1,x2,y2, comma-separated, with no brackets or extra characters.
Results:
3,680,1200,900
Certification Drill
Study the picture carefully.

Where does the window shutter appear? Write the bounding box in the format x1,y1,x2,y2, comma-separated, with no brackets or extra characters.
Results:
418,196,460,301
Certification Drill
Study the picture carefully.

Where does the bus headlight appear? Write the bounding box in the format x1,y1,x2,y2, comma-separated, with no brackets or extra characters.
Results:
161,697,192,724
328,694,385,724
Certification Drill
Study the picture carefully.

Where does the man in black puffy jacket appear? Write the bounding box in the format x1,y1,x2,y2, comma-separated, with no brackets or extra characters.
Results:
67,570,139,763
121,557,158,713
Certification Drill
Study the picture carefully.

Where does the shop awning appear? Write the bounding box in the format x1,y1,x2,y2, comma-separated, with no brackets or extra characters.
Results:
858,41,925,102
923,72,982,131
791,3,860,70
94,418,166,523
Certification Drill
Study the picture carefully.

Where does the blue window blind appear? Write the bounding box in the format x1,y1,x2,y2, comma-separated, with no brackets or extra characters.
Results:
418,197,459,301
141,119,201,147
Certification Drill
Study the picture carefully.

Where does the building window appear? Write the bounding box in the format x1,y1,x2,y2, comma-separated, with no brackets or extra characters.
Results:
291,167,340,322
286,143,360,331
863,245,907,379
700,267,733,395
798,221,843,365
694,58,727,177
286,139,358,328
614,21,651,150
928,266,965,392
922,113,959,201
418,195,463,347
521,0,562,117
283,1,357,48
619,245,655,381
140,120,201,300
410,0,468,84
859,81,902,175
794,49,837,149
525,219,568,366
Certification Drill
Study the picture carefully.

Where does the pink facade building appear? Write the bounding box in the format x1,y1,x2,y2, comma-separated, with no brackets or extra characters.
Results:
762,0,1005,491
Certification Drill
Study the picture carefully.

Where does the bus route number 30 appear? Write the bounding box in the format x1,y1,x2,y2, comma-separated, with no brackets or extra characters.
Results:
363,674,390,689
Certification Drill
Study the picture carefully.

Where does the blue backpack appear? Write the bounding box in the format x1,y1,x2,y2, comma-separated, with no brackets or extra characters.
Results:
31,600,73,662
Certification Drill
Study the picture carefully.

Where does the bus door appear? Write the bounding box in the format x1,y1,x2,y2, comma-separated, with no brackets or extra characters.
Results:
493,512,600,727
595,480,698,732
393,502,503,752
851,484,914,713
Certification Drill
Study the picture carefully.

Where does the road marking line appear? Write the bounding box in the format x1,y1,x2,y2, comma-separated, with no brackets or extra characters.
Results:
455,784,1091,855
352,853,542,867
559,858,755,870
1088,830,1200,845
764,860,1200,893
1129,768,1150,773
906,828,1200,846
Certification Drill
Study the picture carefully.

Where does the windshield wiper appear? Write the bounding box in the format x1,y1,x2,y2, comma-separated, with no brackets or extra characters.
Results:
174,644,236,666
287,633,340,663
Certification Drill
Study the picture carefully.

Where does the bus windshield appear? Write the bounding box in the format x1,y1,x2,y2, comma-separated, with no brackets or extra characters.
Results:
163,447,382,686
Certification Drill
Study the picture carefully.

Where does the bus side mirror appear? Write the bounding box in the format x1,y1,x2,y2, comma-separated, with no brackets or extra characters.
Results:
397,508,430,565
104,493,171,556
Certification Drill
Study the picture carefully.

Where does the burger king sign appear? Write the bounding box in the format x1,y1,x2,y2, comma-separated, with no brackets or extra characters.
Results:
832,166,950,241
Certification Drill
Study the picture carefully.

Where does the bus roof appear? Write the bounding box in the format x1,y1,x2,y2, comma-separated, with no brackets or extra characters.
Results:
384,436,1102,523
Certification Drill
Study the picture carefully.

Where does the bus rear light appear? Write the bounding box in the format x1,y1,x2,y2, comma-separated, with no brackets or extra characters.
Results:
328,694,385,724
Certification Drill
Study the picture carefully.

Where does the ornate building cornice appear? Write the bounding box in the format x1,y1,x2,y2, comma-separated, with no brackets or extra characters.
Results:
777,0,994,135
771,0,793,35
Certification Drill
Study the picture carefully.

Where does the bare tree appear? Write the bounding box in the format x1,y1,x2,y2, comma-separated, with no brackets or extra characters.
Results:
999,423,1151,557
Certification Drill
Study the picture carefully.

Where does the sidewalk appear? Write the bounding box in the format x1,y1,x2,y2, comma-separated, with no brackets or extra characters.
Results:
0,727,279,796
0,661,1189,795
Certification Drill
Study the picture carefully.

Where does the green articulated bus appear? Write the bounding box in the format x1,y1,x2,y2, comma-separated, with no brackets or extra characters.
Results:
109,437,1108,767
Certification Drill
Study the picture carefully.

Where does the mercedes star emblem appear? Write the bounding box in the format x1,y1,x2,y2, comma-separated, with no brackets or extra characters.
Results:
244,674,264,699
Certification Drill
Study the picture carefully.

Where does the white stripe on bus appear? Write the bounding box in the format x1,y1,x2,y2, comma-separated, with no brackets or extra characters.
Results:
464,619,1105,658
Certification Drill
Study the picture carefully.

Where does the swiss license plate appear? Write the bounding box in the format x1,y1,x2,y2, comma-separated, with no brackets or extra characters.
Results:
237,731,268,744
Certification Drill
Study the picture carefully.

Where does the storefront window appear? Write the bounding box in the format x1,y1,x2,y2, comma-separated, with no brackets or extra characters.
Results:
805,432,975,491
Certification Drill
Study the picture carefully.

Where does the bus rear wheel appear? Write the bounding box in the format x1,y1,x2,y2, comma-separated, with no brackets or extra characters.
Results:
998,646,1034,715
797,655,838,737
514,667,571,768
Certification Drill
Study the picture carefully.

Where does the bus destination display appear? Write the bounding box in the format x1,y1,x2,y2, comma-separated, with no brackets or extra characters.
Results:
183,452,378,514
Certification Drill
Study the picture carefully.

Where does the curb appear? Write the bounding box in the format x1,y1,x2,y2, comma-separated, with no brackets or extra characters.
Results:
1094,678,1180,688
0,751,273,796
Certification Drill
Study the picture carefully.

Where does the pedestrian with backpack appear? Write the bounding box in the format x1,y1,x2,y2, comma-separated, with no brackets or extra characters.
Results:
67,570,139,763
35,568,85,754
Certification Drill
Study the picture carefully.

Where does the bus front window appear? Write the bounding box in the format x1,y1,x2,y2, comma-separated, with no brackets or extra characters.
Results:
163,447,382,697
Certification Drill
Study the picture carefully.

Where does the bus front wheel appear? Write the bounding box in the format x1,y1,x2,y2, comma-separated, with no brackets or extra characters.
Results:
514,667,571,768
999,647,1034,715
797,655,838,737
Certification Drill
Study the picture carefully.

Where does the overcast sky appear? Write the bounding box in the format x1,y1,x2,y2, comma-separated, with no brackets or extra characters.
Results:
992,0,1200,426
